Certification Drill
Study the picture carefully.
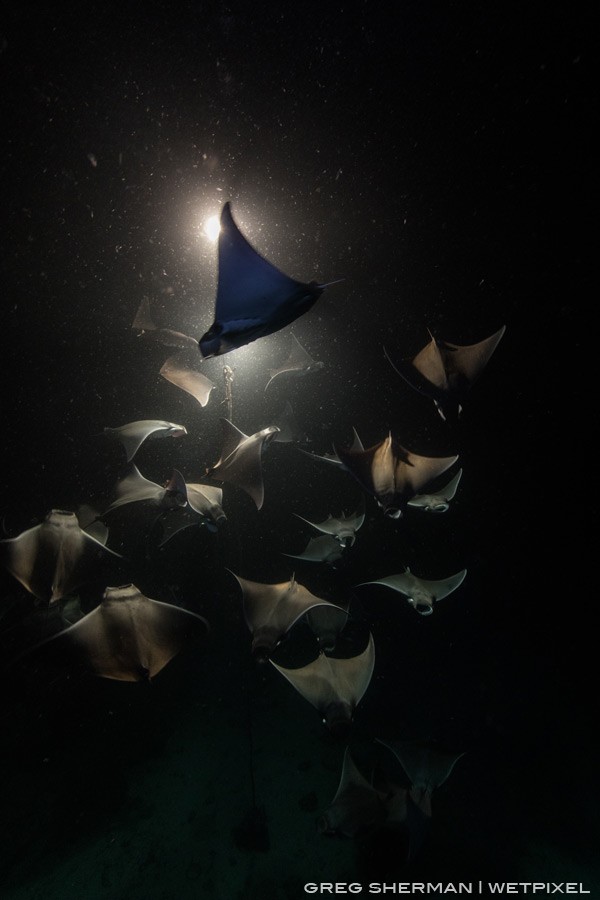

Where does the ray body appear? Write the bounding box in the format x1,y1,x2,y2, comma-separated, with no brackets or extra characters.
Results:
271,634,375,734
318,746,388,837
36,583,210,681
0,510,123,605
186,483,226,529
199,202,343,358
159,351,215,407
358,567,467,616
230,571,347,661
132,297,198,350
385,325,506,421
294,501,365,548
264,333,324,391
103,419,187,463
206,418,280,510
335,432,458,519
407,468,463,513
283,534,345,564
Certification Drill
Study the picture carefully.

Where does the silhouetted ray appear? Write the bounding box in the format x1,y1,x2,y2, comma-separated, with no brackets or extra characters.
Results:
300,427,364,468
132,296,199,350
270,401,307,444
376,738,465,820
199,202,343,357
318,746,388,837
385,325,506,421
357,567,467,616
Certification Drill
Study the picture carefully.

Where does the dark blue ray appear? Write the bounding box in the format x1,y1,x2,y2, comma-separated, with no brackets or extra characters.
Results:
199,202,343,358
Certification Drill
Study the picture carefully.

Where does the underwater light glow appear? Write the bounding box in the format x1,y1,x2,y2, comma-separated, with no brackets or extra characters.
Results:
204,215,220,241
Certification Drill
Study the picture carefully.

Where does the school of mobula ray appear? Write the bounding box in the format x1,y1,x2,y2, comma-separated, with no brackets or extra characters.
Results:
0,200,506,855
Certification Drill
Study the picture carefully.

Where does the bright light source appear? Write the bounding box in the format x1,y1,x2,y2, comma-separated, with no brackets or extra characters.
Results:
204,215,220,242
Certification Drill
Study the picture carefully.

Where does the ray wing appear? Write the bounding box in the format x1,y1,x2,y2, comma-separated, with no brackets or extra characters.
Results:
159,352,215,407
442,325,506,383
407,468,463,511
415,569,467,600
282,534,344,563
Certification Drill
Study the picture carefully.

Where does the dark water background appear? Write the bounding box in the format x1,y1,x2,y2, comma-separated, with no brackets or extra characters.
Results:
0,2,593,897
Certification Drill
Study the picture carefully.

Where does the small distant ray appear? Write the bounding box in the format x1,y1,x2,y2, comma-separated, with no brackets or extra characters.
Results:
384,325,506,422
282,534,345,565
300,427,364,468
294,498,365,548
199,202,344,358
376,738,465,821
407,468,463,513
103,419,187,464
357,567,467,616
269,401,307,444
159,351,215,408
264,333,324,391
132,296,199,350
318,746,388,838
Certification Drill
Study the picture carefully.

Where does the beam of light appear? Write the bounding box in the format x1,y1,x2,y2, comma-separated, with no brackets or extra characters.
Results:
204,215,220,242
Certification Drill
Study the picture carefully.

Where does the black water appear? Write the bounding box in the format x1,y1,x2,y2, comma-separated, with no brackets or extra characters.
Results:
0,3,593,897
